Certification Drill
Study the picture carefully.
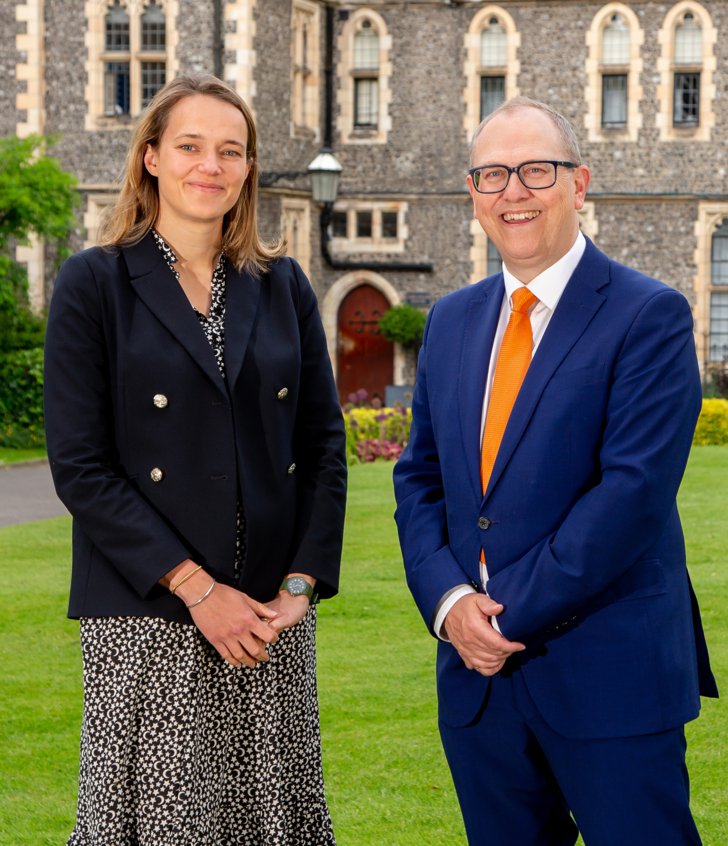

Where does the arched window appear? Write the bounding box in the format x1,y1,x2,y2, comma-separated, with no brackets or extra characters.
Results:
104,1,131,115
140,3,166,108
656,2,716,142
710,221,728,362
463,6,519,138
479,17,507,119
601,13,629,127
584,4,643,142
353,21,379,128
337,9,391,144
673,11,702,126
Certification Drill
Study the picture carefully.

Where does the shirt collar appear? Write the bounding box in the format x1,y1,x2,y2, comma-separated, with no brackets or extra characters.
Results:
502,230,586,311
152,229,225,274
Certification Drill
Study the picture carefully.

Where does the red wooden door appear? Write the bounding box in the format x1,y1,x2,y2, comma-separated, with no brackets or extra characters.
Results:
337,284,393,404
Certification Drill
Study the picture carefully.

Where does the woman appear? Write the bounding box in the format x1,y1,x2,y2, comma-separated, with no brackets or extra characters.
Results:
44,74,347,846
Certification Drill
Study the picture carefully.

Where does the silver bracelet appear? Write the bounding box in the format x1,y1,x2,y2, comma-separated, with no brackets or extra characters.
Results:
186,579,216,609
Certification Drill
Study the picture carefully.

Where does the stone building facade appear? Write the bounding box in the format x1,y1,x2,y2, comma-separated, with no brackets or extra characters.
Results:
3,0,728,399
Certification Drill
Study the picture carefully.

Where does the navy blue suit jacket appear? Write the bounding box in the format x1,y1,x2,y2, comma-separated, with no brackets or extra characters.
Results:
44,233,347,623
394,238,717,738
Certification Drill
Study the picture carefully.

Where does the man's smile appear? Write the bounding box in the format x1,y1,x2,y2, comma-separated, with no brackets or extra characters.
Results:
501,210,541,223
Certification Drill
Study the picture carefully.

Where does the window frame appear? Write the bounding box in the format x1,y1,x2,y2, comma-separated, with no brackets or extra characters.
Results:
87,0,174,130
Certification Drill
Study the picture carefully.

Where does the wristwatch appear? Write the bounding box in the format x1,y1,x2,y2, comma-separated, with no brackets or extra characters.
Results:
279,576,318,604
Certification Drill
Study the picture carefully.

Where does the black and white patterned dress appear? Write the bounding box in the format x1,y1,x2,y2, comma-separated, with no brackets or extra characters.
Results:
67,234,336,846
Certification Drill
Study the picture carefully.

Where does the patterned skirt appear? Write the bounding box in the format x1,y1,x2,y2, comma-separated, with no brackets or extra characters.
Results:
67,609,336,846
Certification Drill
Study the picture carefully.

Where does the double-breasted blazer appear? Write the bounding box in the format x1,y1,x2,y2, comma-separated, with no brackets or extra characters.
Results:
44,232,347,624
394,238,717,738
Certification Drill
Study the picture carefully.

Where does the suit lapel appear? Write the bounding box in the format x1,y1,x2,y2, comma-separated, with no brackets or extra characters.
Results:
483,240,610,500
224,262,261,389
458,276,504,500
123,233,226,394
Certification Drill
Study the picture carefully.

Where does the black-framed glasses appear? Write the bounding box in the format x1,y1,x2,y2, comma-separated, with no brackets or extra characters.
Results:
468,160,578,194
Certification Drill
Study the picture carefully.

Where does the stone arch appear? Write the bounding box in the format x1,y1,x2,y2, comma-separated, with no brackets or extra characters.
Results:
321,271,404,390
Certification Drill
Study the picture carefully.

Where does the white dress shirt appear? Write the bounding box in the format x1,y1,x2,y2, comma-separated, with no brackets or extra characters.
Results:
433,231,587,639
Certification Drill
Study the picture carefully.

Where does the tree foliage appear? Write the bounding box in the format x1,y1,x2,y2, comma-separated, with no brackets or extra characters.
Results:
0,135,78,446
0,134,78,252
0,135,77,354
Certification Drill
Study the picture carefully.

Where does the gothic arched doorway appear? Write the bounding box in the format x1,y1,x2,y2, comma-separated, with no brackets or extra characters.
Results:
337,284,393,404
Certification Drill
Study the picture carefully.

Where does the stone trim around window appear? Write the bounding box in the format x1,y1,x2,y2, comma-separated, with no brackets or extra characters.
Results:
656,1,716,143
329,201,408,255
84,190,119,248
463,5,520,140
16,0,46,138
584,3,643,143
694,202,728,368
15,0,47,312
336,7,392,145
224,0,256,108
281,197,312,278
84,0,179,131
290,0,320,140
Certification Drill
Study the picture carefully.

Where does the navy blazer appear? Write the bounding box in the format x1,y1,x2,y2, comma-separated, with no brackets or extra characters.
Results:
44,232,347,624
394,238,717,737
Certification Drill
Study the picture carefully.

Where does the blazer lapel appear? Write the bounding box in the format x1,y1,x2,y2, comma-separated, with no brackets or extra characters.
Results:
484,240,610,500
224,262,261,389
123,233,226,394
458,276,504,500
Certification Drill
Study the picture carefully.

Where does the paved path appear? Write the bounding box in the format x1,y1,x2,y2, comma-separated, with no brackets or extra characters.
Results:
0,461,69,527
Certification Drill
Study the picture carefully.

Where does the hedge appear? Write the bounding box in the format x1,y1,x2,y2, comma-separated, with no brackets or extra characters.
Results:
693,398,728,446
343,398,728,462
0,347,45,448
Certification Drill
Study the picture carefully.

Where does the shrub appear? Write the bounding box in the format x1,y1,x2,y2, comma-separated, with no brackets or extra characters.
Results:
0,347,45,448
702,364,728,399
378,304,427,349
0,258,46,353
693,398,728,446
343,406,412,463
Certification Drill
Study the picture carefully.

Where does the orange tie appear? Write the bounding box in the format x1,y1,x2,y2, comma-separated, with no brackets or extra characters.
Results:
480,287,539,496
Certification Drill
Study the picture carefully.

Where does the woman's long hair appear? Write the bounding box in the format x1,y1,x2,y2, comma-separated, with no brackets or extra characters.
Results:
97,74,284,273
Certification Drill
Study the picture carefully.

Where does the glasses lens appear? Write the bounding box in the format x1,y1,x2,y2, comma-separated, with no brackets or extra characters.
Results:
473,166,508,193
518,162,557,189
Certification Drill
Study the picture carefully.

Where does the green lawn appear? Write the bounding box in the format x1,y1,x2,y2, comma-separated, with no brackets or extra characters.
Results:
0,447,46,466
0,448,725,845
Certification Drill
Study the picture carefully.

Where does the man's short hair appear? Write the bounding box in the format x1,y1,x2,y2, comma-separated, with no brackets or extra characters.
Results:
469,97,582,166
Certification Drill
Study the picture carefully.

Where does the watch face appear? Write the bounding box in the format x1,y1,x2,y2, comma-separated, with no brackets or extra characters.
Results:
284,577,311,597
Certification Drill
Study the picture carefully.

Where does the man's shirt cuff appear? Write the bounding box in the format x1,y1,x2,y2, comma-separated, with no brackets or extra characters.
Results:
433,585,477,640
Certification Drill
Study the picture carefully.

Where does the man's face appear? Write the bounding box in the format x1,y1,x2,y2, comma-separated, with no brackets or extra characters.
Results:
467,107,590,283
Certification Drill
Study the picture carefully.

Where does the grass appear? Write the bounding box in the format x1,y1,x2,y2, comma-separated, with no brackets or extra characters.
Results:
0,447,46,466
0,448,726,845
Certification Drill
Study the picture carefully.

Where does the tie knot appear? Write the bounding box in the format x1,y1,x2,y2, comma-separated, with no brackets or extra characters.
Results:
511,287,538,315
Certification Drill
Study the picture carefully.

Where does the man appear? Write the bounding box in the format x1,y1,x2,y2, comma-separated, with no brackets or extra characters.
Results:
393,98,717,846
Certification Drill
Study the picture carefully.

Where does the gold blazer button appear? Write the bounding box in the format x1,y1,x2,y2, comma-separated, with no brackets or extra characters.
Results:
287,463,296,475
150,467,164,482
277,387,289,400
153,394,169,409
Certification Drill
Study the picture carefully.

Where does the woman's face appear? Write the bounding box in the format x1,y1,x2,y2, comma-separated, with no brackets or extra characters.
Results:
143,94,252,233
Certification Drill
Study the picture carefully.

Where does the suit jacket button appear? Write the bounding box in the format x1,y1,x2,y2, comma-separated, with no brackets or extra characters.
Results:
287,462,296,474
477,516,491,530
277,387,289,400
153,393,168,409
150,467,164,482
